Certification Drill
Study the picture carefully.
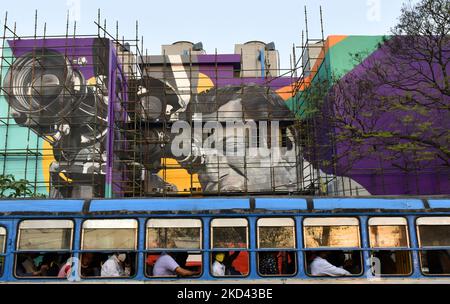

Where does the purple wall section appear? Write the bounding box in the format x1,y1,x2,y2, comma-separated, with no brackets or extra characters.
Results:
8,38,97,79
105,41,116,198
328,38,450,195
197,54,293,89
197,54,241,66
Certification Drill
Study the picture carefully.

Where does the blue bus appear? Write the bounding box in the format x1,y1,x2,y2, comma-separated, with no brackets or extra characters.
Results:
0,196,449,283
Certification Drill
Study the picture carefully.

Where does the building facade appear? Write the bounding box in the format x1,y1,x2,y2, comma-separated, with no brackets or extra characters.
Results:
0,36,448,198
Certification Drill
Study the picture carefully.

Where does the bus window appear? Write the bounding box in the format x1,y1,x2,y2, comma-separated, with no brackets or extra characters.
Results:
368,217,412,276
15,220,73,278
81,219,137,278
303,217,362,277
417,217,450,275
257,218,296,276
210,218,249,277
146,218,202,278
0,227,5,276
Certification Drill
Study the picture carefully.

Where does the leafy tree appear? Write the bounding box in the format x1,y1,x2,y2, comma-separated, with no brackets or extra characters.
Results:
0,174,46,198
299,0,449,193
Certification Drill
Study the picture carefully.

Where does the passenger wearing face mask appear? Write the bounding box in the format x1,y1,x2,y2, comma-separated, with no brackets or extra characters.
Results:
101,253,130,277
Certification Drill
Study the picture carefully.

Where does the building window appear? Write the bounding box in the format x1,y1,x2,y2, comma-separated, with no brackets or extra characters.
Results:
146,218,202,278
279,127,289,148
303,217,362,277
15,220,73,278
257,218,296,276
233,68,241,78
368,217,412,276
210,218,249,277
80,219,138,278
417,217,450,275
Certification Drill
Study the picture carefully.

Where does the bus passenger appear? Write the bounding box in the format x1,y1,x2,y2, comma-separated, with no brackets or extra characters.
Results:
101,253,130,277
16,253,48,276
58,257,74,278
212,253,226,276
153,252,199,277
223,251,241,275
259,252,278,275
212,251,241,276
373,251,396,274
80,253,100,277
427,250,450,274
310,252,351,277
279,251,296,275
40,253,61,276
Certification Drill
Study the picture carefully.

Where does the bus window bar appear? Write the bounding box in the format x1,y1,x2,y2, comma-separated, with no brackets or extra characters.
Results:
301,247,450,251
9,246,450,255
76,250,137,253
301,247,364,252
12,250,73,253
411,246,450,250
235,248,296,252
9,249,140,254
5,247,414,256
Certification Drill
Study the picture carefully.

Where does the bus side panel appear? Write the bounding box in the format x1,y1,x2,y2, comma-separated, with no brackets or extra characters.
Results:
407,215,423,279
295,216,306,279
248,216,258,280
136,217,146,281
0,219,18,282
201,217,212,280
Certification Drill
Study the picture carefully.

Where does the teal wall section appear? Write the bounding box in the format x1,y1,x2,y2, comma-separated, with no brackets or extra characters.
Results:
286,35,387,119
328,35,387,77
0,45,48,195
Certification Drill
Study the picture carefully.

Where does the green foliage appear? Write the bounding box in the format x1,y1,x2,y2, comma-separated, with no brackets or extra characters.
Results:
387,142,425,152
418,122,433,131
0,174,46,198
415,151,437,162
401,115,414,124
366,132,394,139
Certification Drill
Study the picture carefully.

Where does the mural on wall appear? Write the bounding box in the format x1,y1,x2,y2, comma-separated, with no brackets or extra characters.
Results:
285,35,450,195
136,54,369,196
2,35,446,197
0,38,127,198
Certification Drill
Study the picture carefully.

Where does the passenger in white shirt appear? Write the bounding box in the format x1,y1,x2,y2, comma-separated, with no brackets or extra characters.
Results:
212,253,226,276
310,252,351,277
101,253,131,277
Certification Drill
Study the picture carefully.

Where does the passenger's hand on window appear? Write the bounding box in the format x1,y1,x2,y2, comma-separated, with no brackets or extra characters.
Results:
175,267,199,277
124,266,131,276
40,264,49,273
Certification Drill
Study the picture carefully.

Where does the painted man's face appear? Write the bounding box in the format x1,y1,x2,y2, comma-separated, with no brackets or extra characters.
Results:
196,97,299,193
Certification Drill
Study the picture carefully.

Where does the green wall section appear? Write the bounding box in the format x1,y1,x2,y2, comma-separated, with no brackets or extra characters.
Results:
0,45,48,195
328,35,387,77
286,35,388,118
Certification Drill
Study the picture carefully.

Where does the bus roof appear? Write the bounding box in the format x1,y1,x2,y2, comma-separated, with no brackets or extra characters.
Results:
0,197,448,215
313,198,425,210
89,197,249,212
0,199,84,213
